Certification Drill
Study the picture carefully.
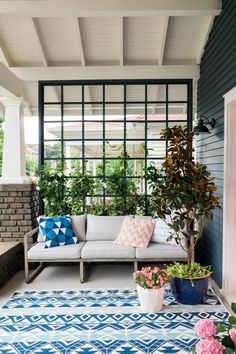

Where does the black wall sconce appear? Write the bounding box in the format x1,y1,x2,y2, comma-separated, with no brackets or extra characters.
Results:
193,115,216,135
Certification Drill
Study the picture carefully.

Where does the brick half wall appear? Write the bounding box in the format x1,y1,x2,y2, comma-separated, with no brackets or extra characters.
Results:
0,183,39,242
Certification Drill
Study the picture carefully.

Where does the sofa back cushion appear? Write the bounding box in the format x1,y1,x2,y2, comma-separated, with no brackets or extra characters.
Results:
71,215,86,241
152,217,185,246
86,214,126,241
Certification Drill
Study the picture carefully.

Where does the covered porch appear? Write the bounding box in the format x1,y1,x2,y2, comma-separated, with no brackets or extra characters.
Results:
0,0,235,353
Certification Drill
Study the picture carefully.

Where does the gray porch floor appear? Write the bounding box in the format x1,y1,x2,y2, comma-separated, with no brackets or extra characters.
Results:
0,264,135,306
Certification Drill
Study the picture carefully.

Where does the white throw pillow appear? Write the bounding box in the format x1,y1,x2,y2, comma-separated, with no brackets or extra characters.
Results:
152,217,184,246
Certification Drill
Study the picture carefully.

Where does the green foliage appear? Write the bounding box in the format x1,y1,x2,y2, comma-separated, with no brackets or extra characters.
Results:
69,167,95,214
146,125,219,269
38,160,147,216
166,262,212,280
38,163,68,216
26,157,38,176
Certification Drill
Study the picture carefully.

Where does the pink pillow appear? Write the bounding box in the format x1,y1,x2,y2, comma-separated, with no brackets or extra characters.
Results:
114,216,155,248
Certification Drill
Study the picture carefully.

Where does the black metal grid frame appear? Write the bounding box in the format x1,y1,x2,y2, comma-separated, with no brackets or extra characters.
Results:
39,79,193,213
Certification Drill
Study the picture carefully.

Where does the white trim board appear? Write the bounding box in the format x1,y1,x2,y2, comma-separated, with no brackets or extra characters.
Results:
223,86,236,295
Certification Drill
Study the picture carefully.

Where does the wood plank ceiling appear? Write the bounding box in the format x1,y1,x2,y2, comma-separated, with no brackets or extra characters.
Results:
0,0,221,115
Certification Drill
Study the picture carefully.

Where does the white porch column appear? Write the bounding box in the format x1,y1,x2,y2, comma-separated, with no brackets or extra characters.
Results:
0,97,28,183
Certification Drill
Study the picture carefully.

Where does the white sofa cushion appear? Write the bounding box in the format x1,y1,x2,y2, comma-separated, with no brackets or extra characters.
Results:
28,242,85,260
71,215,86,241
86,215,126,241
135,242,186,259
81,241,135,259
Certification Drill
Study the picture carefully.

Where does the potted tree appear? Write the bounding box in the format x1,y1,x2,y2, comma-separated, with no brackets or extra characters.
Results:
146,125,219,305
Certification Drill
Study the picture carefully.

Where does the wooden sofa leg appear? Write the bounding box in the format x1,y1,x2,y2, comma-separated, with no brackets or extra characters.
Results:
134,261,138,273
25,257,30,283
80,261,84,283
25,262,44,283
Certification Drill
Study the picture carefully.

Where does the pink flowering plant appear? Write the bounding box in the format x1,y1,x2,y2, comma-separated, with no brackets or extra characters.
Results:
192,303,236,354
133,266,169,289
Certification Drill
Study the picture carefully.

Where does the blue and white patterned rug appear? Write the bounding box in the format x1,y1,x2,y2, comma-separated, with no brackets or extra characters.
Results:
0,288,228,353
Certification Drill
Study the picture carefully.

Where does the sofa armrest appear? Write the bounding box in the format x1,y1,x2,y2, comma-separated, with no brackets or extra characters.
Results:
24,227,39,252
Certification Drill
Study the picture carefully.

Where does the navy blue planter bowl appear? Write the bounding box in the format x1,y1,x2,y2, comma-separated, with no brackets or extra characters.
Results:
170,275,210,305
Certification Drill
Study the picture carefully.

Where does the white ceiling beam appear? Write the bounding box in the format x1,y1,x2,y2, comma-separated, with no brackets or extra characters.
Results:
74,18,93,114
0,0,221,17
196,16,215,64
120,17,124,66
158,16,169,66
0,36,12,67
0,62,25,98
31,18,49,67
10,65,200,81
75,18,86,66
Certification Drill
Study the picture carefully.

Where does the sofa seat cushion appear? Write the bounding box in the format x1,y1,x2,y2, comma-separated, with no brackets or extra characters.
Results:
28,242,85,260
135,243,186,259
81,241,135,259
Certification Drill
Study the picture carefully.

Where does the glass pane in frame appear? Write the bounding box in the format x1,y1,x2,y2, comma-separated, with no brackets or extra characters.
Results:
105,141,124,158
85,85,103,102
84,122,103,139
147,84,166,101
105,121,124,140
63,105,82,121
147,103,167,119
63,122,82,139
126,122,145,139
63,86,82,102
168,84,187,101
84,141,103,158
44,122,61,140
126,160,145,177
104,177,124,196
44,86,61,102
64,159,82,176
168,107,187,121
126,141,145,158
126,85,145,102
105,159,124,176
44,105,61,121
105,197,124,216
147,122,166,139
105,85,123,102
44,142,62,159
147,141,166,158
126,104,145,120
64,141,82,159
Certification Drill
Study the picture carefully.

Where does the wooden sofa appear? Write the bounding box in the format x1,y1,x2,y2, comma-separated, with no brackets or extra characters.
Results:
24,215,187,283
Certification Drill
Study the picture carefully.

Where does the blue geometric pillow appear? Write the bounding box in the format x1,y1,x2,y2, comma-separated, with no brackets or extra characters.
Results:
38,216,77,248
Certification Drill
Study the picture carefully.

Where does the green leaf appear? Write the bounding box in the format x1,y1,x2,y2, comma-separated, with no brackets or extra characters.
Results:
231,303,236,314
223,348,234,354
216,322,226,332
222,336,235,350
228,315,236,325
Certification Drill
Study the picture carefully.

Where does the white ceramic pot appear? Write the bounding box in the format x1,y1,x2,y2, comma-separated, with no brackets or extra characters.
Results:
137,284,165,312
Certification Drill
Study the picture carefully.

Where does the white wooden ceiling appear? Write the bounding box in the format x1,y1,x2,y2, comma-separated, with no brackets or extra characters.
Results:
0,0,221,115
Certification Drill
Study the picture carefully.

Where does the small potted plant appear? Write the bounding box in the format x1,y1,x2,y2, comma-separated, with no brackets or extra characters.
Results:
192,303,236,353
146,125,220,305
133,266,169,312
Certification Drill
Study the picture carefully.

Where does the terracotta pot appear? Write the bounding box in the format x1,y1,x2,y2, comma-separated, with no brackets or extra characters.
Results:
137,284,164,312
